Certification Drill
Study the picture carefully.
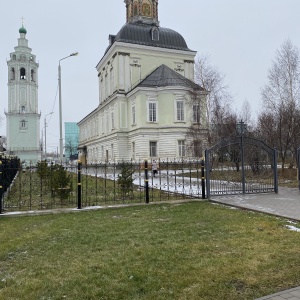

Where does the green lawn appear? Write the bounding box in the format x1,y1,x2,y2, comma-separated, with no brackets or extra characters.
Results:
1,201,300,299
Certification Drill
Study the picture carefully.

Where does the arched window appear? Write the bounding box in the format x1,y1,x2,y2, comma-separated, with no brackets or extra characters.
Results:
133,2,138,15
151,27,159,41
31,69,35,82
11,68,15,80
20,68,26,80
20,119,27,129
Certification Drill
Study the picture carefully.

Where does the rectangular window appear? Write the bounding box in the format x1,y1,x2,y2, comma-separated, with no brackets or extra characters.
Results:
105,75,108,99
150,141,157,157
178,140,186,157
148,102,157,122
132,142,135,159
106,113,109,133
132,105,136,124
176,101,184,121
111,111,115,129
110,69,114,93
193,104,200,123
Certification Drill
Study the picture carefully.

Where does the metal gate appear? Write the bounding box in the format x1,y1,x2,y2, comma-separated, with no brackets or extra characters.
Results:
205,136,278,198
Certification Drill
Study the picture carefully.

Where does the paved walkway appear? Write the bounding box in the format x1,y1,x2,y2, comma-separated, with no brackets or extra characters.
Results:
210,187,300,300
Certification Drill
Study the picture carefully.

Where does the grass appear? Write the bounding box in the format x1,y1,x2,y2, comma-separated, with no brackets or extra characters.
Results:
1,201,300,299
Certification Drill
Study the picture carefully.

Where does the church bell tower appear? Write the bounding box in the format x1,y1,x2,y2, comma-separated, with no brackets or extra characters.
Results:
124,0,159,25
5,24,41,164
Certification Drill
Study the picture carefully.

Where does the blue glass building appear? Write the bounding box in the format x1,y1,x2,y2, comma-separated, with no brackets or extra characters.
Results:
64,122,79,161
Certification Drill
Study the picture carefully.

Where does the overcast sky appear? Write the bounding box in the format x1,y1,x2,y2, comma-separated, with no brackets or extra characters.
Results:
0,0,299,152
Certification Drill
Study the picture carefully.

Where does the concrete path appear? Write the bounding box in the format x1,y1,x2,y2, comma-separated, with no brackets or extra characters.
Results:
211,187,300,221
255,286,300,300
211,187,300,300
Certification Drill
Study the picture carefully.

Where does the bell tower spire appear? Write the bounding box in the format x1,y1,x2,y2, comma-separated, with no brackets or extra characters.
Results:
124,0,159,26
5,24,42,164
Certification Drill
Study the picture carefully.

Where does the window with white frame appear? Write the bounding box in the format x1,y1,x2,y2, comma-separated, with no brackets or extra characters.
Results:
111,144,114,159
132,142,135,159
105,74,108,99
176,100,184,121
110,68,114,94
106,112,109,133
178,140,186,157
132,105,136,125
193,104,201,123
151,27,159,41
20,119,27,129
111,110,115,130
101,114,104,134
148,101,157,122
150,141,157,157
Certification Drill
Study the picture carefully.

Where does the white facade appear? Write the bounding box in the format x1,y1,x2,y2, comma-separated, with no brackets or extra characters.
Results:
5,26,41,164
78,0,208,162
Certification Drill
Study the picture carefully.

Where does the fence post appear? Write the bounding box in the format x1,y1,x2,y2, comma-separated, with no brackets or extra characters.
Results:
0,160,3,214
240,133,246,194
77,160,82,209
297,147,300,191
144,160,149,203
204,150,211,199
201,158,205,199
274,148,278,194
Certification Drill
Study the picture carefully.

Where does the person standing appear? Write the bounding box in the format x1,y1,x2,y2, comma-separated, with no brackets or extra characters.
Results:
152,160,158,177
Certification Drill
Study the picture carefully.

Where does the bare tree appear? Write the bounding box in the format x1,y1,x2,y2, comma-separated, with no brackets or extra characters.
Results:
239,99,253,131
0,136,6,152
65,137,78,161
194,54,234,146
185,89,209,157
259,39,300,169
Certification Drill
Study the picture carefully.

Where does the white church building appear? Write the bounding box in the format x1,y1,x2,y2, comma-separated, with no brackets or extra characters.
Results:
78,0,208,163
5,25,42,164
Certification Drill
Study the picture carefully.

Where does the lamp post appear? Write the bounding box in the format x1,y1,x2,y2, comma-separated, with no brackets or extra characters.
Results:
44,112,53,160
58,52,78,163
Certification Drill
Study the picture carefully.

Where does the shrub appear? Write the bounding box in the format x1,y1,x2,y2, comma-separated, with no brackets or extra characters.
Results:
117,162,134,199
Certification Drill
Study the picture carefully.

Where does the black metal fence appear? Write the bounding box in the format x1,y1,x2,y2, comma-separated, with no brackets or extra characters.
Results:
0,156,20,213
205,136,278,198
0,158,205,213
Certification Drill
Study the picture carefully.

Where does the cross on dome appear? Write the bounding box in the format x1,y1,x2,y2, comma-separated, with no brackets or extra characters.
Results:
19,16,27,35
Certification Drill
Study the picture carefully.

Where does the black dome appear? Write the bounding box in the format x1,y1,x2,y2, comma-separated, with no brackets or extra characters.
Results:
114,23,190,51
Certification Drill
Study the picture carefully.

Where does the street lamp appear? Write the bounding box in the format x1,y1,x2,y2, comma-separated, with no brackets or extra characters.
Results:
58,52,78,162
44,112,53,160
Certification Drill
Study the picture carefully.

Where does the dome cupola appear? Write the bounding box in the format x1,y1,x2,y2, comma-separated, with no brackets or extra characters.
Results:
19,26,27,35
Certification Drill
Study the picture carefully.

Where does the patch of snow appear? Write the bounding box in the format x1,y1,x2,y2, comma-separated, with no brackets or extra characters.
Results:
286,225,300,232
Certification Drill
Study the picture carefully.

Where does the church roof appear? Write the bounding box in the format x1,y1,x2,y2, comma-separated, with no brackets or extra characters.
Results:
113,23,191,51
138,64,204,91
